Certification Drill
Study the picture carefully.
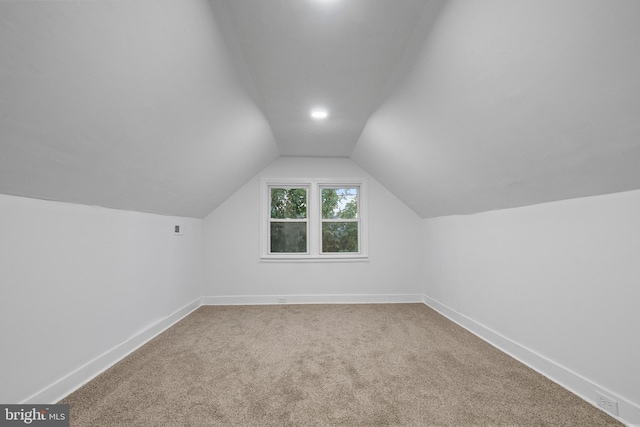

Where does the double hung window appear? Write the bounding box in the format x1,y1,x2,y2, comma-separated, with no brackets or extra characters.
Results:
261,179,367,261
269,186,308,253
320,187,359,253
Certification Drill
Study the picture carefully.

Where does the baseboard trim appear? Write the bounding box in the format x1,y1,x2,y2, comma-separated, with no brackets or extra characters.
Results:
201,294,424,306
22,294,637,425
422,295,640,427
22,298,202,405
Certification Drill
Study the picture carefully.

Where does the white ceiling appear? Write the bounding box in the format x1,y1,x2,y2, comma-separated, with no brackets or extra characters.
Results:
210,0,443,157
0,0,278,218
2,0,640,218
353,0,640,217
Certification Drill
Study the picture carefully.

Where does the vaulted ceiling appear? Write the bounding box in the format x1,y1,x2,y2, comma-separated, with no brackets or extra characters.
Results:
2,0,640,218
353,0,640,217
0,0,279,218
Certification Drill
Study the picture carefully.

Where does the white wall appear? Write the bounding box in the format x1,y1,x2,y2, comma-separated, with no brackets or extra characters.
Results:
6,158,638,424
0,194,203,403
203,157,423,303
422,189,640,424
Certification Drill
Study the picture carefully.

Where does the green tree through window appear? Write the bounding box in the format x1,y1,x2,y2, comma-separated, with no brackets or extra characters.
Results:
262,180,367,260
321,188,359,253
269,188,308,253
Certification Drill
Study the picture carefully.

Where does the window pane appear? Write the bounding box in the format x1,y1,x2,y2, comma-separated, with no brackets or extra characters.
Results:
322,188,358,219
322,222,358,253
271,188,307,219
270,222,307,253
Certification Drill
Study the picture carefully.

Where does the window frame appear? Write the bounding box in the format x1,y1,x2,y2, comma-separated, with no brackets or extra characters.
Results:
319,185,361,255
260,178,368,262
267,184,310,255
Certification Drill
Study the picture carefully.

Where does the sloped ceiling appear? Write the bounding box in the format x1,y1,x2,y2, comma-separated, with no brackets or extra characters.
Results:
2,0,640,219
210,0,443,157
0,0,278,218
353,0,640,217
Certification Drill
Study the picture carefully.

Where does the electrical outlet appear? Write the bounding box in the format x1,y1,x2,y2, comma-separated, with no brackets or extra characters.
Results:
596,391,618,416
277,297,287,304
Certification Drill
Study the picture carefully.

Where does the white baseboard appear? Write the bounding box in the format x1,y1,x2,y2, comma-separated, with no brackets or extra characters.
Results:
22,298,202,405
201,294,424,306
422,295,640,427
22,294,637,426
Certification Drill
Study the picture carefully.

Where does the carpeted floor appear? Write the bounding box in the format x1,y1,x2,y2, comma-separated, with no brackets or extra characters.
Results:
61,304,622,426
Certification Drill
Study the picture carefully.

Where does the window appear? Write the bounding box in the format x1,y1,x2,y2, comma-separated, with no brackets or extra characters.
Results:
269,186,308,253
261,179,367,261
321,187,359,253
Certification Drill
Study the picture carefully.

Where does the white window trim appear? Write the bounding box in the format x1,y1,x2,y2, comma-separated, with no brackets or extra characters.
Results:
260,178,368,262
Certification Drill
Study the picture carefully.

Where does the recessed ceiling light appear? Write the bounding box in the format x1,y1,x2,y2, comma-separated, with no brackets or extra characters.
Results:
311,108,328,120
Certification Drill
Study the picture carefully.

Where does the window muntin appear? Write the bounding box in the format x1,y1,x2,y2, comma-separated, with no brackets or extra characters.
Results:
261,179,367,261
268,187,308,254
321,187,359,253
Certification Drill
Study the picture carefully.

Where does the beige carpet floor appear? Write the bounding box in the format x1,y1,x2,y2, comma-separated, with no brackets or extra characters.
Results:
61,304,622,426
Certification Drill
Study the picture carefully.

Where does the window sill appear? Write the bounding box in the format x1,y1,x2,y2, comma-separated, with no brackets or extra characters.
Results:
259,255,369,263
